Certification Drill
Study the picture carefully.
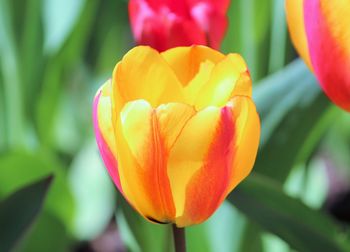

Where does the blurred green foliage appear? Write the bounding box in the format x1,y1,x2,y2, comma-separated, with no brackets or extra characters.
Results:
0,0,350,251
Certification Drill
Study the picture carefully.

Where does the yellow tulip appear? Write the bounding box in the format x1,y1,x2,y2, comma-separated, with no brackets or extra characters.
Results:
93,45,260,227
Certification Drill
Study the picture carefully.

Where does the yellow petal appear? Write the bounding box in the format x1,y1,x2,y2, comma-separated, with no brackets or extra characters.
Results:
183,60,216,104
227,96,261,191
318,0,350,56
156,103,196,149
285,0,313,70
93,79,123,191
172,97,260,226
194,54,252,110
116,100,196,223
167,106,221,219
113,46,185,109
96,79,117,155
161,45,225,86
116,100,174,222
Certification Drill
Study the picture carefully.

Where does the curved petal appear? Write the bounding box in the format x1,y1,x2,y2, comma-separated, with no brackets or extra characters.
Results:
113,46,185,109
161,45,225,86
93,80,123,193
174,96,260,227
226,96,260,191
167,106,222,225
285,0,313,70
194,53,252,110
183,59,216,104
156,102,196,149
304,0,350,111
116,100,195,223
117,100,174,223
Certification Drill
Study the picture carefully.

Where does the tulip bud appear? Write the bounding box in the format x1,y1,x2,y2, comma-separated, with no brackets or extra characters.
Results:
128,0,230,51
286,0,350,111
93,45,260,227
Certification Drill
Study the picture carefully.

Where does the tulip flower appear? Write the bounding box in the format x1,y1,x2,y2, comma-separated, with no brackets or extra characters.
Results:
286,0,350,111
128,0,230,51
93,45,260,227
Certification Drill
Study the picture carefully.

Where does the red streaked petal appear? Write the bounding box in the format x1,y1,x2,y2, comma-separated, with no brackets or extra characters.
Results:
304,0,350,111
227,97,260,191
176,96,260,227
285,0,313,70
117,100,176,223
167,106,222,223
175,105,234,226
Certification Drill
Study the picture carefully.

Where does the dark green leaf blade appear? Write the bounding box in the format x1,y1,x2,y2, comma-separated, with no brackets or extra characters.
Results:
228,174,349,252
0,175,53,252
253,59,334,182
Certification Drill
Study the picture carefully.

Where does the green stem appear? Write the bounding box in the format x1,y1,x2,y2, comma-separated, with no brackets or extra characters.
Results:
172,224,186,252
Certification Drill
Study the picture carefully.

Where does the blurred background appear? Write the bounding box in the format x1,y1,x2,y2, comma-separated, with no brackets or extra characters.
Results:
0,0,349,251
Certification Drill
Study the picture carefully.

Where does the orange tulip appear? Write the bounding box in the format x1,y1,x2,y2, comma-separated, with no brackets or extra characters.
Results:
93,45,260,227
286,0,350,111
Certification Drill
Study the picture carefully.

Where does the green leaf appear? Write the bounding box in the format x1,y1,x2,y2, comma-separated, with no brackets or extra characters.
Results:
20,0,45,115
187,202,262,252
222,0,272,81
238,222,264,252
0,73,5,150
17,212,72,252
0,151,75,229
253,59,334,182
186,224,211,252
116,196,170,252
93,0,132,75
228,173,350,252
0,152,52,199
268,0,287,73
42,0,86,55
0,0,25,148
0,175,53,252
36,0,99,147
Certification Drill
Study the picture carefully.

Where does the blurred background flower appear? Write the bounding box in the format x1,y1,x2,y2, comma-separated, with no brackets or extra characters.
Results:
0,0,350,251
129,0,229,51
286,0,350,111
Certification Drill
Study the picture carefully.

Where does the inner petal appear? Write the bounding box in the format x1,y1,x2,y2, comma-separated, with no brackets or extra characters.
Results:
113,46,185,109
183,59,215,103
161,45,224,86
194,53,252,110
117,100,175,222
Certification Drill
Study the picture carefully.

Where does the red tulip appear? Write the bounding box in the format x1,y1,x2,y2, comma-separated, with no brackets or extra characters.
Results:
129,0,230,51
